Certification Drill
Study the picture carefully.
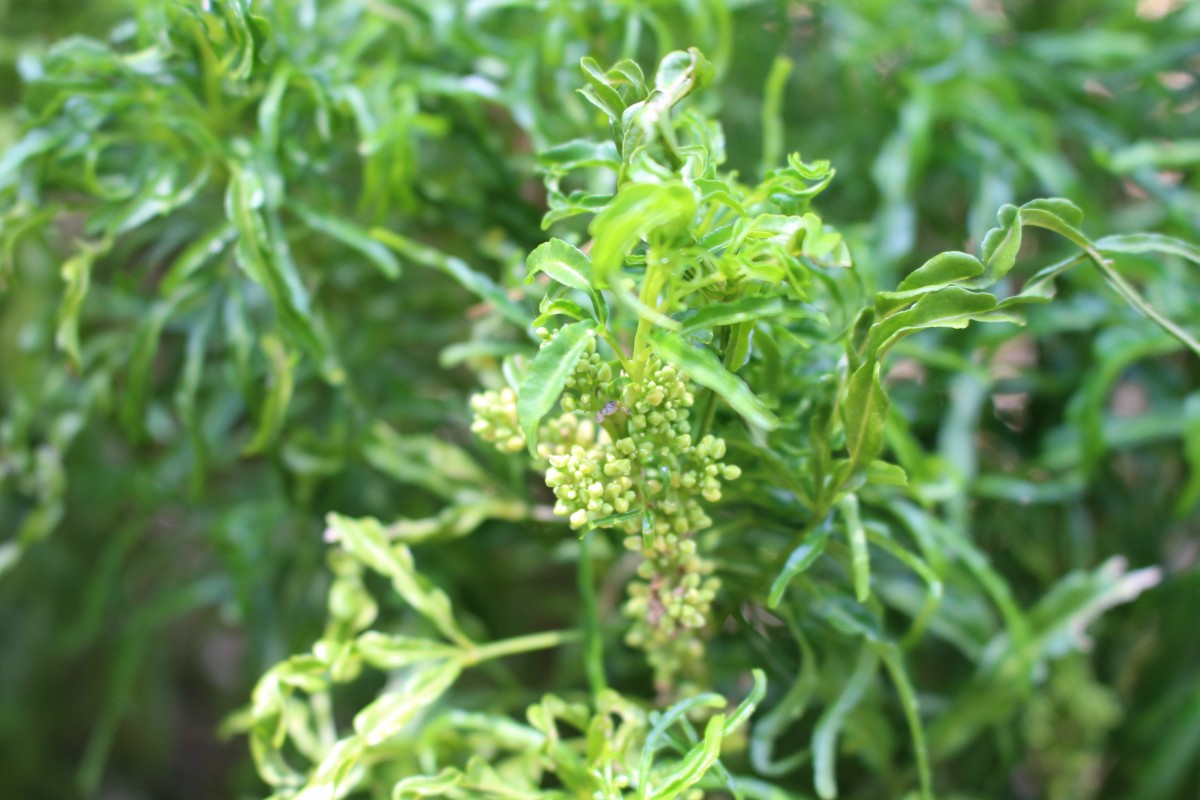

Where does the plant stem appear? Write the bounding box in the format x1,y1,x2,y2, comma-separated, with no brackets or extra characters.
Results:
579,534,609,697
460,629,580,667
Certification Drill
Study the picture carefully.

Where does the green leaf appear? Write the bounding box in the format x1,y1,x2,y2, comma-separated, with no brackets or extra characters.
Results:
160,222,238,295
843,360,888,469
393,768,465,799
353,660,462,746
579,57,627,124
647,713,727,800
750,618,819,777
875,645,933,800
1176,393,1200,515
866,461,908,487
55,235,113,370
976,203,1022,285
839,494,870,603
1017,197,1088,248
371,228,527,328
225,161,326,361
289,199,401,279
639,691,727,789
768,521,831,608
589,183,696,286
122,293,186,442
652,47,715,105
525,238,594,292
517,321,596,453
892,251,983,295
678,296,787,334
526,239,607,322
867,286,1009,357
724,669,768,734
532,296,592,327
176,301,214,496
538,139,620,172
1097,233,1200,264
813,645,878,800
1106,138,1200,172
326,514,472,647
581,507,644,535
649,329,779,430
356,633,461,669
243,335,295,456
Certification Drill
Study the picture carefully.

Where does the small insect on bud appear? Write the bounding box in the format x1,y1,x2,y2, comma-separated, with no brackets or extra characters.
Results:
595,400,626,424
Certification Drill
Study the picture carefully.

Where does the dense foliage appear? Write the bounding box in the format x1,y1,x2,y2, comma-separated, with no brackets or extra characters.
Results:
1,1,1198,799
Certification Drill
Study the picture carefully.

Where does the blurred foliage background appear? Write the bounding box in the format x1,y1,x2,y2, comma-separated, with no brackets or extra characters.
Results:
0,0,1197,798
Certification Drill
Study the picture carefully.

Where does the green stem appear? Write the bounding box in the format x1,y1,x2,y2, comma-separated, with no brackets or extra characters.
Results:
460,629,580,667
631,250,670,379
579,534,609,697
599,324,636,376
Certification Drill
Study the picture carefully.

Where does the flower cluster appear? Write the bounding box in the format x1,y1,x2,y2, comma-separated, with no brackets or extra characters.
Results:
469,339,742,691
469,388,525,453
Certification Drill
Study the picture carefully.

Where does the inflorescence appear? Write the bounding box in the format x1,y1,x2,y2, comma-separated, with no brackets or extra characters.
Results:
470,329,741,691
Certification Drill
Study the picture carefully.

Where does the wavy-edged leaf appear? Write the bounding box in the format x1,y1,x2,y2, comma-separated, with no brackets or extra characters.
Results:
975,203,1022,285
589,182,696,286
393,768,464,799
724,668,768,734
55,235,112,370
517,321,596,453
878,252,984,315
526,239,607,323
867,286,1010,357
526,238,594,292
532,296,592,327
356,633,461,669
326,514,472,647
843,360,888,469
354,660,462,746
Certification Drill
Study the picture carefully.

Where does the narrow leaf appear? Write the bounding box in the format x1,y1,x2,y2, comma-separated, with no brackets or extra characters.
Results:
289,200,401,279
650,329,779,430
813,646,878,800
768,521,831,608
839,494,870,603
517,321,596,453
648,714,727,800
679,296,787,333
843,360,888,469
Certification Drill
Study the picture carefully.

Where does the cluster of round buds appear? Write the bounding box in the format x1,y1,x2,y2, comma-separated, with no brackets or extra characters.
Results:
559,339,612,417
624,546,721,690
468,388,524,453
545,443,638,530
467,333,746,692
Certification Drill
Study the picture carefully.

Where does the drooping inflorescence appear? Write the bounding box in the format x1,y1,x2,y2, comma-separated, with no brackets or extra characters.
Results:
471,332,741,691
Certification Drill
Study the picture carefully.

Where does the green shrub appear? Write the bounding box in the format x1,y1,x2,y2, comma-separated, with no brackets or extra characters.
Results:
1,2,1197,798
